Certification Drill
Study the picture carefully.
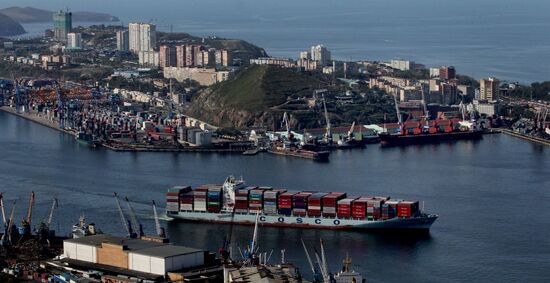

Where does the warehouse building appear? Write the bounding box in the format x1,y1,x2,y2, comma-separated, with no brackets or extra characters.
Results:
63,234,205,277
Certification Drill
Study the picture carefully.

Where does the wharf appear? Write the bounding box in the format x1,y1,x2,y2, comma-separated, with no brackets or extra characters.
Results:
1,106,249,153
501,128,550,146
0,106,75,136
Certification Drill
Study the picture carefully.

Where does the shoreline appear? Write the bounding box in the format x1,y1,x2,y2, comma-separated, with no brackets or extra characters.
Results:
500,128,550,146
0,106,75,136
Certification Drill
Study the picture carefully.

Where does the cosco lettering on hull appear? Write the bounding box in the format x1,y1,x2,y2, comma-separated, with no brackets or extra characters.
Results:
257,216,341,226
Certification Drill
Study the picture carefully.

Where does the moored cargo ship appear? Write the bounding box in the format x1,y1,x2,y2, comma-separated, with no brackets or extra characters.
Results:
166,176,438,230
379,119,483,146
268,142,330,161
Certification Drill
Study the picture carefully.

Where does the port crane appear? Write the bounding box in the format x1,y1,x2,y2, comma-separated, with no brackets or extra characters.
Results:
152,201,165,238
20,191,35,236
322,94,332,142
125,197,144,238
0,193,6,227
47,198,58,229
114,193,134,238
282,112,291,139
2,201,16,246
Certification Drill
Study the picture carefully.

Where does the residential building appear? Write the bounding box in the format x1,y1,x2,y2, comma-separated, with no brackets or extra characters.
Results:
176,45,186,67
439,82,458,105
457,84,474,99
474,100,500,116
185,45,195,66
310,45,331,66
159,45,177,68
128,23,156,53
299,51,311,60
390,59,415,71
439,66,456,80
193,45,206,66
215,49,232,67
429,67,440,78
53,10,72,41
164,67,231,86
116,30,129,51
297,59,319,71
479,77,500,101
138,50,160,68
66,32,82,49
250,57,296,68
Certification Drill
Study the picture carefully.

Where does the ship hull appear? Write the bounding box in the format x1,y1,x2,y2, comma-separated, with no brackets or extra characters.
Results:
379,131,482,146
75,138,100,148
268,149,329,161
167,211,437,230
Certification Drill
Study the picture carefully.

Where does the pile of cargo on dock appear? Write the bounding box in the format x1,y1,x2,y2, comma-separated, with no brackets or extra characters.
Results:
166,176,438,230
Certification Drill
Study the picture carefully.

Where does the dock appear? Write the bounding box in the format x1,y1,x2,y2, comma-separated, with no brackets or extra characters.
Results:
501,128,550,146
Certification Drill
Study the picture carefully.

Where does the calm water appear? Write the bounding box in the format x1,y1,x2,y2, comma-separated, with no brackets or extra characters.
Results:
4,0,550,82
1,111,549,282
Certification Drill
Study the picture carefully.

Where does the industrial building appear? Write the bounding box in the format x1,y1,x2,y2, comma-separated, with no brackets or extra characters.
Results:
62,234,205,277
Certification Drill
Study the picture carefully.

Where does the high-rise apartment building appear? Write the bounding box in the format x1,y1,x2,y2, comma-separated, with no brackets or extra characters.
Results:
67,33,82,49
53,10,72,41
479,77,500,101
159,45,177,68
185,45,195,67
310,45,331,66
128,23,156,53
215,49,232,67
176,45,186,67
439,66,456,80
116,30,129,51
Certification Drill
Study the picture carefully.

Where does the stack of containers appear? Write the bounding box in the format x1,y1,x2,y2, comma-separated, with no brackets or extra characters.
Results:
179,190,194,211
351,198,369,219
263,189,287,215
193,186,209,212
307,193,327,217
292,192,312,216
278,192,296,215
383,200,400,219
248,187,266,212
337,198,356,218
166,186,190,213
397,201,419,218
207,186,223,213
322,192,347,217
234,187,253,213
366,198,385,220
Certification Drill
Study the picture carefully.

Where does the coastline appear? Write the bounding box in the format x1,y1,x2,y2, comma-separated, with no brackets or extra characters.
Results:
0,106,75,136
500,128,550,146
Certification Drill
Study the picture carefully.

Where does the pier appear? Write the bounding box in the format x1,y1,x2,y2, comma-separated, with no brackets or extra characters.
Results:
500,128,550,146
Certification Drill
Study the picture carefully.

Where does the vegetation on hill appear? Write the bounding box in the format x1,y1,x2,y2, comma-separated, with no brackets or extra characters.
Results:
506,81,550,101
186,65,396,129
0,6,119,23
0,13,25,36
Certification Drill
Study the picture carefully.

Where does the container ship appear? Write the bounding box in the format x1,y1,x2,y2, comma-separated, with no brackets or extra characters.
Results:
166,176,438,230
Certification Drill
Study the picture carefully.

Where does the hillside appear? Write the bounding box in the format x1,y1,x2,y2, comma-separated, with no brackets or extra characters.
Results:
0,13,25,36
0,6,119,23
186,65,330,128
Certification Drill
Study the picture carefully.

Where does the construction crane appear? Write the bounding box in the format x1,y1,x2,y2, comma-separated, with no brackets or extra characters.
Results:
322,94,332,142
152,201,165,238
125,197,143,238
114,193,133,238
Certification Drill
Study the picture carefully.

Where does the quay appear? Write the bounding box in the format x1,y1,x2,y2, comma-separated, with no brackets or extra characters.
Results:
0,106,251,153
501,128,550,146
